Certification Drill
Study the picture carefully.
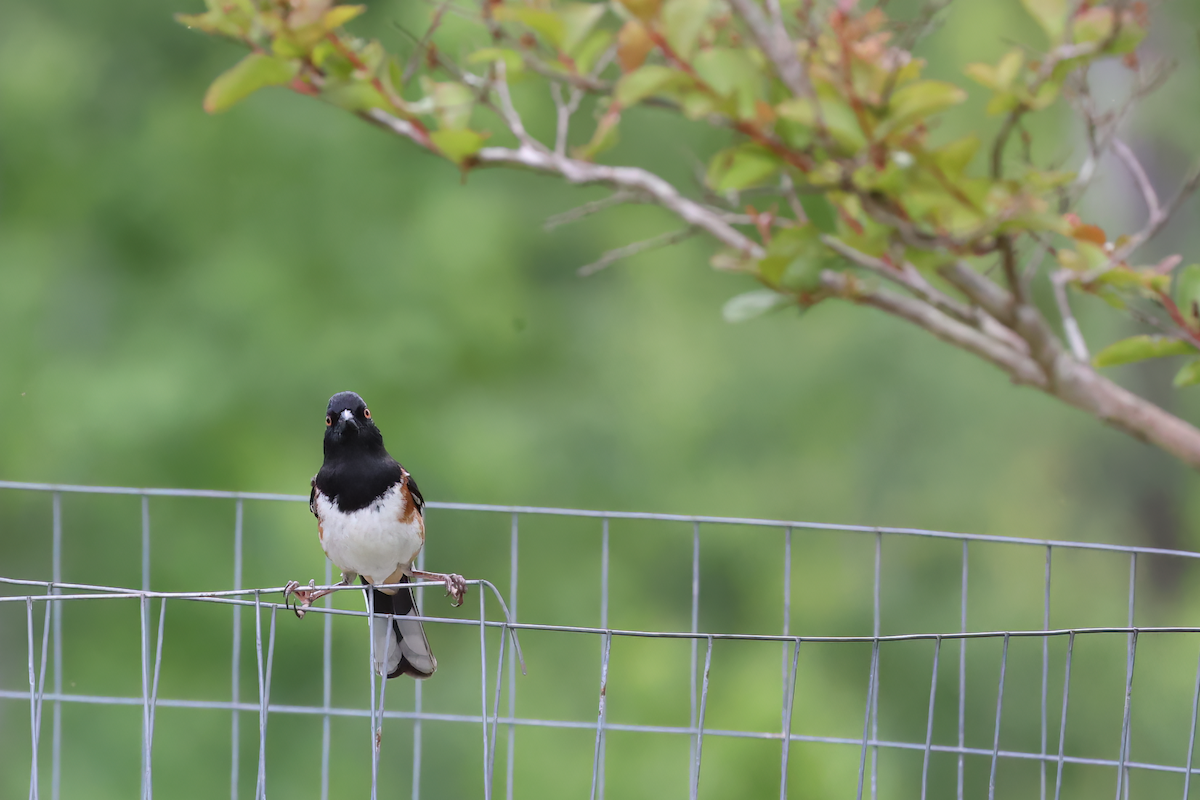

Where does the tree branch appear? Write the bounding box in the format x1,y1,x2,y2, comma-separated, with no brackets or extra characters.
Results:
823,270,1200,471
820,271,1047,387
365,109,764,257
726,0,812,99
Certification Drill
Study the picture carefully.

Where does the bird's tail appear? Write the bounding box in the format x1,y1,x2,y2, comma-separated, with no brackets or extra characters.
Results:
363,576,436,679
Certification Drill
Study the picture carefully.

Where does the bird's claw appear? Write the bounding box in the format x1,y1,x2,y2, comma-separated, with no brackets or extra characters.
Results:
445,573,467,608
284,579,316,619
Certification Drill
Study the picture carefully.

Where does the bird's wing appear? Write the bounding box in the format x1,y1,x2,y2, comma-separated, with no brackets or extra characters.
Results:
309,476,318,517
403,467,425,517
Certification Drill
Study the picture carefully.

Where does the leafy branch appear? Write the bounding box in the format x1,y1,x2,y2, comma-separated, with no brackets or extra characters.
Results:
178,0,1200,470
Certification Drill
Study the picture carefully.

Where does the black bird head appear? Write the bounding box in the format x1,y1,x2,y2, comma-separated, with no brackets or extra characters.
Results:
324,391,384,455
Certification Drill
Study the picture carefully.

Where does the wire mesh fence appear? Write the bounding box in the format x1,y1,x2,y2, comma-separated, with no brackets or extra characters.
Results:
3,479,1200,799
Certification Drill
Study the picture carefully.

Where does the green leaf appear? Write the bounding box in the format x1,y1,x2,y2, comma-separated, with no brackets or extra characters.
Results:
933,135,980,177
573,111,620,161
615,65,689,107
1019,0,1069,44
1093,335,1197,368
693,47,762,120
176,9,252,38
1175,265,1200,332
559,3,607,55
964,63,997,90
493,7,566,49
660,0,709,60
877,80,966,137
757,226,841,291
995,50,1024,89
467,48,525,75
1175,360,1200,388
573,29,614,74
429,81,474,130
321,80,392,113
798,194,837,234
722,290,789,323
430,129,488,165
776,96,866,154
706,145,781,193
203,53,299,114
322,5,366,30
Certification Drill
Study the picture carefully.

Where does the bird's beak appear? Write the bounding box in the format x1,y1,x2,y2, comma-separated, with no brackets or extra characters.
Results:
333,407,359,437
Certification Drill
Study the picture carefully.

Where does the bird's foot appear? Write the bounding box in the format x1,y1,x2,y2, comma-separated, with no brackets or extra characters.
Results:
283,579,317,619
444,573,467,608
411,569,468,608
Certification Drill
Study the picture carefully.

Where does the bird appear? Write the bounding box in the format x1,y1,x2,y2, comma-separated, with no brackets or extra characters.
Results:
284,391,466,679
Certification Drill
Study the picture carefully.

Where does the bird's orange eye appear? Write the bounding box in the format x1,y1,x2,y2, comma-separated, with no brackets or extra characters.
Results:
325,415,332,426
363,408,371,419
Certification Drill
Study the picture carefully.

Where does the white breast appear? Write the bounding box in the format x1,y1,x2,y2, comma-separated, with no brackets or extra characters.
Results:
315,484,424,585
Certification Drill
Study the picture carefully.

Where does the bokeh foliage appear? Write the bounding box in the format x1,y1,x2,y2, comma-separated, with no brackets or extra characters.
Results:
3,0,1200,796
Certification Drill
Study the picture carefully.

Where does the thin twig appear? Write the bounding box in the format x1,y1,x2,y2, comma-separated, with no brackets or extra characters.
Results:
1052,271,1090,362
545,191,640,231
551,83,585,157
403,1,451,83
780,173,807,223
578,228,698,277
491,60,539,149
1113,138,1161,223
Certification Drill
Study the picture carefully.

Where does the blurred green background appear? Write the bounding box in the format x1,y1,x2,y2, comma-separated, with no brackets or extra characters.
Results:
4,0,1200,797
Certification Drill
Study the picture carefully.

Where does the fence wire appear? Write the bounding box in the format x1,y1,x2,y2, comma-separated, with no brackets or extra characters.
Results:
3,480,1200,799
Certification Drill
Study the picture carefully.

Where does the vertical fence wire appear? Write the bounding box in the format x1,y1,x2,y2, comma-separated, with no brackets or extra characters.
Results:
958,541,969,800
780,526,793,800
320,557,333,800
1113,629,1139,800
1053,632,1075,800
1183,637,1200,800
857,640,881,800
27,595,52,800
920,637,942,800
412,546,426,800
487,617,509,797
779,638,800,800
367,590,379,800
50,492,62,800
252,592,277,800
143,599,167,800
871,532,881,800
506,513,519,800
987,634,1010,800
231,499,243,800
1120,555,1136,800
689,523,701,800
140,595,151,800
692,636,714,800
598,517,610,800
25,598,37,800
589,632,613,800
478,582,491,800
1041,547,1052,800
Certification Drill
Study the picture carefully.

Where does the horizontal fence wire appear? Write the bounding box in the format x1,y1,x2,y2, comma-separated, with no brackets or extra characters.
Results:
4,481,1200,800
